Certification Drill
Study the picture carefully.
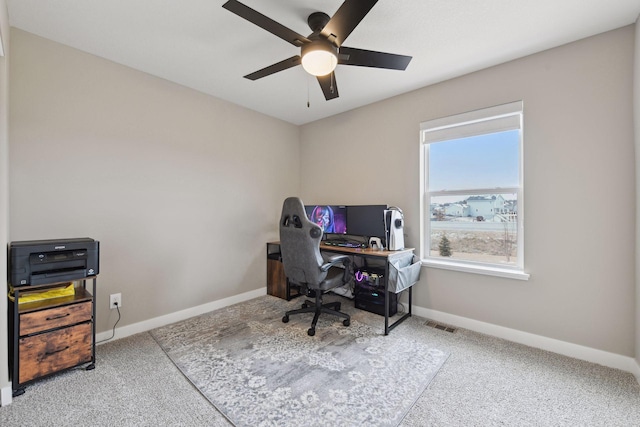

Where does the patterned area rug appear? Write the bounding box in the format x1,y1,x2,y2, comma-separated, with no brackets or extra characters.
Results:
150,296,449,427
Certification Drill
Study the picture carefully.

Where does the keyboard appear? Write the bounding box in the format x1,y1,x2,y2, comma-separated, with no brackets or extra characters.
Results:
323,239,364,248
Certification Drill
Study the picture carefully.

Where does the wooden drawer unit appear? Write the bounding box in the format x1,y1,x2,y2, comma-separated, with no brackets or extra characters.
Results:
19,322,93,383
266,242,302,301
20,301,92,336
9,279,97,397
267,258,287,299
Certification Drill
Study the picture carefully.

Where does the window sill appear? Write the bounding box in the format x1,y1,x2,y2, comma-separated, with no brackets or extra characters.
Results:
422,258,530,281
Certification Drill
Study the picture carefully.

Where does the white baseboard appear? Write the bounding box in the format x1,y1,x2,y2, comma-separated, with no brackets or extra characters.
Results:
94,288,639,385
3,289,634,408
413,305,640,382
0,385,12,407
96,287,266,343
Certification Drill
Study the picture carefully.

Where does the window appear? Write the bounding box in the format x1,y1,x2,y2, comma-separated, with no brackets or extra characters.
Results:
420,101,528,280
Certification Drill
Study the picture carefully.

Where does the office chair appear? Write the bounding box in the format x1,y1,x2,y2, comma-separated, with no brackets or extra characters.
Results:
279,197,351,336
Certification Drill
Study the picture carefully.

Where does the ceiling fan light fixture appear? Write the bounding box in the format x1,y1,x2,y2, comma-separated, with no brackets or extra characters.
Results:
301,40,338,76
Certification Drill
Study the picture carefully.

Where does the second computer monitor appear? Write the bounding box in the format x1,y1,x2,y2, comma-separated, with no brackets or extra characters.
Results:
346,205,388,239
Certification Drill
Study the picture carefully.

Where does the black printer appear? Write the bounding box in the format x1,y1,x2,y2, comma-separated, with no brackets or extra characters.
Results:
9,238,100,286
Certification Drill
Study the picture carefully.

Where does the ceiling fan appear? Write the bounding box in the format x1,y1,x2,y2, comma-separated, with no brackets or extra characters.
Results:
222,0,412,101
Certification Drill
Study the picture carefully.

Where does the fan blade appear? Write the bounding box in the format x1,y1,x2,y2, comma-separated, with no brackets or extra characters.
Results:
244,56,302,80
317,73,339,100
339,46,412,70
222,0,310,47
320,0,378,46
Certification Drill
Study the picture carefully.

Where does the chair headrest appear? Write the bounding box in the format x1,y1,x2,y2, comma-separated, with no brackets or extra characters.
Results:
280,197,322,239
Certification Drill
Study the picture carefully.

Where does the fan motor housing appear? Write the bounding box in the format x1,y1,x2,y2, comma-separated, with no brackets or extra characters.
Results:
301,38,338,58
307,12,330,33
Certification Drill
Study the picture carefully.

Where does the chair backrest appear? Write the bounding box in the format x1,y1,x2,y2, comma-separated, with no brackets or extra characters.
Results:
279,197,326,287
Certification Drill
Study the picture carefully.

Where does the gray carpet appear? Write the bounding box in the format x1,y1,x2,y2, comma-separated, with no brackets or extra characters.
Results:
1,294,640,426
149,296,449,427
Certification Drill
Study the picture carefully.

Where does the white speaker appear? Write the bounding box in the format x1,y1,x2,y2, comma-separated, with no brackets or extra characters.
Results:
385,207,405,251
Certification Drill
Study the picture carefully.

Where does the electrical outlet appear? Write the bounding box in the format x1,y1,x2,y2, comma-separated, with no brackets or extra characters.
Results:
109,293,122,309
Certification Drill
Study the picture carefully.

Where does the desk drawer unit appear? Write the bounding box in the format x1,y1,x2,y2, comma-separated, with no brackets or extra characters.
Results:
17,301,93,385
18,321,93,384
20,301,92,336
267,258,287,299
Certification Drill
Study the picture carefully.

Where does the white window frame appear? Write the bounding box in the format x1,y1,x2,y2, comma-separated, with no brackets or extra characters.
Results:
419,101,529,280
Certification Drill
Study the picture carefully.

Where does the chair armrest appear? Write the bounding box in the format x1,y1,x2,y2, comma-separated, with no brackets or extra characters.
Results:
320,254,351,272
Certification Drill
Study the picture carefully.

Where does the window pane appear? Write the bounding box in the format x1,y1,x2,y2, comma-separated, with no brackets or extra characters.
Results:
429,130,519,191
430,193,518,267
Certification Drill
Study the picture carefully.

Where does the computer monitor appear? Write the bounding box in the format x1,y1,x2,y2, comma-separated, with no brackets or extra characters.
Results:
304,205,347,234
346,205,388,239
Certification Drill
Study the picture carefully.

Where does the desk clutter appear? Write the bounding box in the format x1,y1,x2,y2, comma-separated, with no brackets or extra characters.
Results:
354,266,398,317
303,204,405,251
8,283,75,304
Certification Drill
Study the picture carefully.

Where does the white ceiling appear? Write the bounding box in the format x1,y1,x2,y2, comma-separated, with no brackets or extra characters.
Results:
6,0,640,125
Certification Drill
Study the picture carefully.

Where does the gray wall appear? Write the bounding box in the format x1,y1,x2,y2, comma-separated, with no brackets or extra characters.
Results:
300,26,636,357
0,0,10,401
8,29,300,334
635,17,640,368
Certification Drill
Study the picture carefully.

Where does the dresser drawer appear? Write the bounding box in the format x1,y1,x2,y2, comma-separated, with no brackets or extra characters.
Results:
20,301,92,336
18,322,92,384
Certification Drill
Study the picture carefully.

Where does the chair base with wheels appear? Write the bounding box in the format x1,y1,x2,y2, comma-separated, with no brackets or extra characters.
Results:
282,290,350,336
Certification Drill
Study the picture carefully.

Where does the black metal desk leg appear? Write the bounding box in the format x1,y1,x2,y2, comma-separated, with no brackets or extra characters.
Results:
86,277,97,370
384,261,390,335
409,286,412,316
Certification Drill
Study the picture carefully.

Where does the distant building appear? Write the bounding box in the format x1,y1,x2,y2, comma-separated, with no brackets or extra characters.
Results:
444,203,468,217
466,195,506,219
431,195,516,221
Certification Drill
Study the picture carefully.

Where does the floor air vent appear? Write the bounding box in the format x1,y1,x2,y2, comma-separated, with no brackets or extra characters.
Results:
425,320,457,333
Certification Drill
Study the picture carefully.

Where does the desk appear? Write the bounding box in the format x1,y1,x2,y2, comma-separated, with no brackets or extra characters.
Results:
267,242,416,335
